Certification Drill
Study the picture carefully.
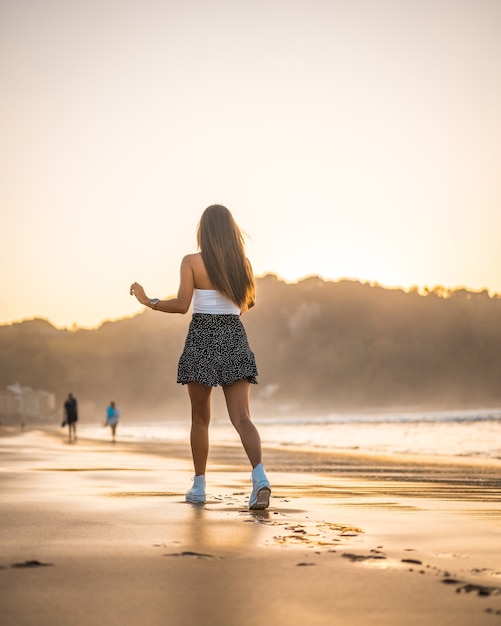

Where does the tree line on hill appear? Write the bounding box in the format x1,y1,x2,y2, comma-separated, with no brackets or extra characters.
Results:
1,274,500,421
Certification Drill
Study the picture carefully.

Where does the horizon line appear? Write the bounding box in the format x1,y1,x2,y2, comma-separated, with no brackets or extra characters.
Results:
1,274,499,332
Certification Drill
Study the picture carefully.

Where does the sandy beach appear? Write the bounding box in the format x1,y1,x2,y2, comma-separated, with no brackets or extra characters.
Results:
1,427,500,626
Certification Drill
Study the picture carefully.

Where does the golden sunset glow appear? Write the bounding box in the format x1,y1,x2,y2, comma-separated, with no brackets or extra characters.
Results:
1,0,500,328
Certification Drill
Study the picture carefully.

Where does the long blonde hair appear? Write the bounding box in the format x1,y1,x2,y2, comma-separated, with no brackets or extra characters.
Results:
197,205,255,311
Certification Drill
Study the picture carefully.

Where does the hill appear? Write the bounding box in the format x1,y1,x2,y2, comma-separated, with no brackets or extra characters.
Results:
1,275,500,421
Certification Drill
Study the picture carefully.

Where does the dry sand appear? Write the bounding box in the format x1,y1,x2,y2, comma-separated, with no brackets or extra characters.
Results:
0,427,500,626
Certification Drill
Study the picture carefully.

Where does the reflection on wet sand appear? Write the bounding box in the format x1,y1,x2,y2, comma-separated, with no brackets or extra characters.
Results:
0,429,500,625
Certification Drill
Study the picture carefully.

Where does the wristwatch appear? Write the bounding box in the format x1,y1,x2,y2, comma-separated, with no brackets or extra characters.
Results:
150,298,160,309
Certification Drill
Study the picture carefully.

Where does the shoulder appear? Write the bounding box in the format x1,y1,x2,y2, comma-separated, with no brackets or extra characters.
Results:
182,253,202,266
181,253,207,278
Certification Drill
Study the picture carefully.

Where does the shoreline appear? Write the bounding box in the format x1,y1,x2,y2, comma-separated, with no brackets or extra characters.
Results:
1,429,500,625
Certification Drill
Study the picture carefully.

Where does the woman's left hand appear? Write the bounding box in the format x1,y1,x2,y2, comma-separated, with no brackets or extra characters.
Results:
130,282,149,305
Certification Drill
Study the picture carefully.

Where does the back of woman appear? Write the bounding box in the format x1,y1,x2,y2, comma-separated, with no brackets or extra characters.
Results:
129,204,271,510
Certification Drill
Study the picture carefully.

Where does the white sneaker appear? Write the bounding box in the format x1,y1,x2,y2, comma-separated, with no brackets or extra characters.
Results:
249,463,271,510
185,475,206,503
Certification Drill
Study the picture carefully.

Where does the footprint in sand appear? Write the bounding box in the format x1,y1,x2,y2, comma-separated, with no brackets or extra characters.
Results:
11,560,54,568
164,551,219,560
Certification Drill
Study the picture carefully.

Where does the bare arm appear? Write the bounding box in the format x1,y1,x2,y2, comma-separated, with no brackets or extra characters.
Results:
130,256,195,314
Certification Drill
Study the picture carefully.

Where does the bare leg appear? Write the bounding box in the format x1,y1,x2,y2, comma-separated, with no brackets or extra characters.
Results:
187,382,212,476
222,379,262,468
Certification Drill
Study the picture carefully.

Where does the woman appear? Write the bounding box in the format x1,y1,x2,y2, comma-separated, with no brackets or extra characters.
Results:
105,400,120,442
129,205,271,510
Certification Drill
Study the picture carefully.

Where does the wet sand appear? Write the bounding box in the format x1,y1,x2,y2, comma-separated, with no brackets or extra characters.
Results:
0,428,500,626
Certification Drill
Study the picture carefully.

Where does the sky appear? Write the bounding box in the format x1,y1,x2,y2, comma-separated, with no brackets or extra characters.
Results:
1,0,500,329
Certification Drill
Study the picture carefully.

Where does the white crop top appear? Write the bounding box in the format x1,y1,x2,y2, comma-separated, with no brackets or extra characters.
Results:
192,289,240,314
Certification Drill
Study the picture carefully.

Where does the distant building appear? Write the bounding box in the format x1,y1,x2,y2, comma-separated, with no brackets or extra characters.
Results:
0,384,56,421
0,387,20,417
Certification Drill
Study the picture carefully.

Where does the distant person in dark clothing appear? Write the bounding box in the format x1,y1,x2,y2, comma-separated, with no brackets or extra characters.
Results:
63,393,78,442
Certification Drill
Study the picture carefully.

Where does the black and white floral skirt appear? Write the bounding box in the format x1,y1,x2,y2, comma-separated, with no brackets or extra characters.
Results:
177,314,258,387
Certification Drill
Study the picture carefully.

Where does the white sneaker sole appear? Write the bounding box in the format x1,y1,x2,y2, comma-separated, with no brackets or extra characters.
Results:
185,493,206,504
249,487,271,510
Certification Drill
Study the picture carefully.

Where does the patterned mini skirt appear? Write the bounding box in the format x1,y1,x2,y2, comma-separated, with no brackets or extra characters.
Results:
177,314,258,387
